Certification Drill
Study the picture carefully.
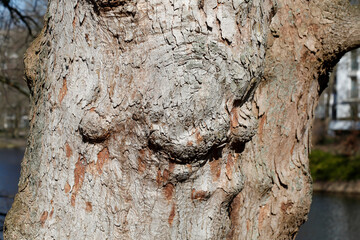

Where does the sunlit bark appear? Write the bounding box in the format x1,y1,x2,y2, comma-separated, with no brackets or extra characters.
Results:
4,0,360,239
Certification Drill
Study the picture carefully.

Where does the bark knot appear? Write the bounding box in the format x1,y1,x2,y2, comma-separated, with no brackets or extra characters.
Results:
78,111,111,143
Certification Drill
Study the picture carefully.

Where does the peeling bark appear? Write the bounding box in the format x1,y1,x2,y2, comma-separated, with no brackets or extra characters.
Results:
4,0,360,239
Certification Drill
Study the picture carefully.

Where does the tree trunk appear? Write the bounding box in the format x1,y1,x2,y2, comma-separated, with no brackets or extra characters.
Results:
4,0,360,239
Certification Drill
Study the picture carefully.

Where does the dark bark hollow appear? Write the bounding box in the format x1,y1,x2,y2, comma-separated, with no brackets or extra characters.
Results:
4,0,360,239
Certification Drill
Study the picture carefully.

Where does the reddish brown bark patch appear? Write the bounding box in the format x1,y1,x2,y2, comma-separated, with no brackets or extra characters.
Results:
162,169,170,182
227,193,243,239
40,211,48,227
137,149,146,174
163,183,175,201
65,143,72,158
138,157,146,174
209,157,221,181
73,158,86,193
246,219,251,231
96,147,109,175
195,129,203,144
186,164,192,172
71,193,76,206
230,107,240,129
85,202,93,212
226,153,234,180
258,204,269,230
109,82,115,97
72,15,77,29
155,163,174,187
290,143,295,155
64,182,71,193
156,169,163,186
71,157,86,207
258,114,267,142
169,162,175,173
191,189,209,201
281,201,294,214
49,207,54,219
58,77,67,104
168,203,176,226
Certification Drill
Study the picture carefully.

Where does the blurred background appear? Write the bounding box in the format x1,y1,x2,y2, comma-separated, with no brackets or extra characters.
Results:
297,48,360,240
0,0,45,141
0,0,46,239
0,1,359,240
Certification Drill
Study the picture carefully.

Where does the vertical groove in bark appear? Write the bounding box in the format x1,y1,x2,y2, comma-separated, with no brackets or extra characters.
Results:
4,0,360,239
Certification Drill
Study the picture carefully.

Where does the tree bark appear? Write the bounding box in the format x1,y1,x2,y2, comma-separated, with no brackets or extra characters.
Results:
4,0,360,239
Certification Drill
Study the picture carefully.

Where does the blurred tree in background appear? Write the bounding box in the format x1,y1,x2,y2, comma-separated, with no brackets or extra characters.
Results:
0,0,46,138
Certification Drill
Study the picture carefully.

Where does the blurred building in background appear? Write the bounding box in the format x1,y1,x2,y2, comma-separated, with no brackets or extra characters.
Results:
315,48,360,135
0,29,30,138
0,0,46,138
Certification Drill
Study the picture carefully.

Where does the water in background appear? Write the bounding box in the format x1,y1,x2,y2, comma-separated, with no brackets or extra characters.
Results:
297,192,360,240
0,148,24,240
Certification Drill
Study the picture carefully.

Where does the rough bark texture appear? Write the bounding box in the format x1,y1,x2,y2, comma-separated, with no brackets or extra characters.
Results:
4,0,360,239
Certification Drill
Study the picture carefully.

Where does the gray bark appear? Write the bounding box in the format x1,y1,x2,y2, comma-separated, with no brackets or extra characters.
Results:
4,0,360,239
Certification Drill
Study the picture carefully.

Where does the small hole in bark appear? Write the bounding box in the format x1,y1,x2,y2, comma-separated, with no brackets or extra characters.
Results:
233,99,243,108
209,147,223,161
231,141,246,154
